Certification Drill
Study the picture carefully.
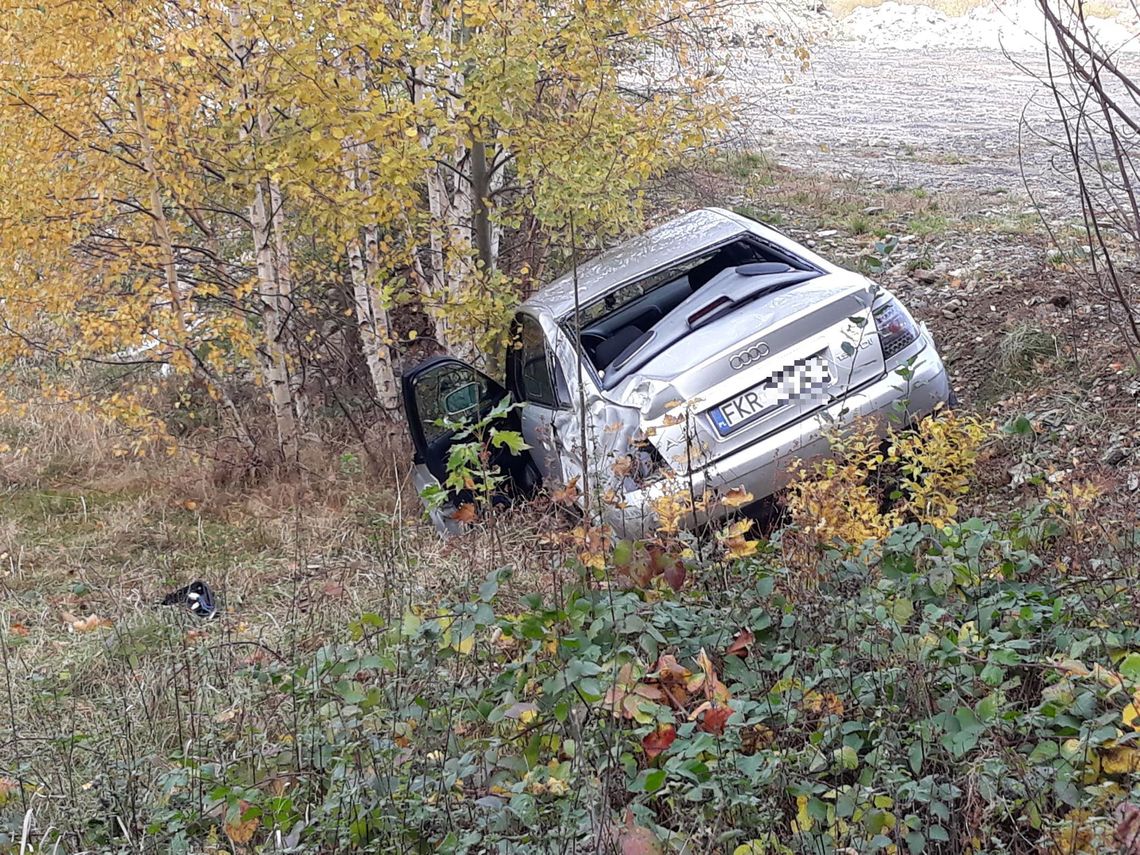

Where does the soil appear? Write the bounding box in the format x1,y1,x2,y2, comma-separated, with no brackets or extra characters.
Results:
756,47,1065,204
706,13,1140,509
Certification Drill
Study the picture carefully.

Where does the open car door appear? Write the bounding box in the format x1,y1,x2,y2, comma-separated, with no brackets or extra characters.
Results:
402,356,540,534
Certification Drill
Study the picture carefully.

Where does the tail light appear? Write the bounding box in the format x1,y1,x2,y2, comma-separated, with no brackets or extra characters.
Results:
873,298,921,360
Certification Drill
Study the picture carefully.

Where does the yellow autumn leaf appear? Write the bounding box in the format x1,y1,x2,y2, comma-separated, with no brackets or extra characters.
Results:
724,536,759,560
1099,745,1140,775
452,632,475,656
1125,692,1140,731
722,518,753,538
791,794,813,834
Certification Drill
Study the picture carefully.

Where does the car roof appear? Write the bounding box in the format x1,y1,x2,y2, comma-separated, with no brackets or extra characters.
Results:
522,208,752,320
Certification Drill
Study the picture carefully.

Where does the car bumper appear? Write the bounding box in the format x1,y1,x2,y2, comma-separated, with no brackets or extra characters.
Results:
601,329,951,538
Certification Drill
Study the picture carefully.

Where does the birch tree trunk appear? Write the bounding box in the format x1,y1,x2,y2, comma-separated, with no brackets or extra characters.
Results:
229,6,302,465
347,224,400,415
249,169,301,464
412,0,478,361
344,57,401,417
261,108,307,428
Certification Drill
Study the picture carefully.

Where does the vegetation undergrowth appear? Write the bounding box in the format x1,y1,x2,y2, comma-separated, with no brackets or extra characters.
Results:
3,411,1139,853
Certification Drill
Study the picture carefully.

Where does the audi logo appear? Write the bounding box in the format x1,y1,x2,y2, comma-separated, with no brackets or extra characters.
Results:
729,342,770,370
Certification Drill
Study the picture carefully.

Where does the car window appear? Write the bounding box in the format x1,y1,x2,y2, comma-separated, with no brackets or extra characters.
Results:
414,363,491,443
513,315,558,407
576,254,715,328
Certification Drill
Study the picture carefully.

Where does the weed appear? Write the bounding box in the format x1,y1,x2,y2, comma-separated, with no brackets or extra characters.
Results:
845,212,872,235
908,212,950,237
713,149,777,182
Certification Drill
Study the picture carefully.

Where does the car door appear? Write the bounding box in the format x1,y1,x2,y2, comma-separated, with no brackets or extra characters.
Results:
506,313,570,487
401,356,537,533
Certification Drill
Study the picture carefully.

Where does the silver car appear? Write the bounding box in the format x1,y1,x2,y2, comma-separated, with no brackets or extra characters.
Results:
403,208,951,536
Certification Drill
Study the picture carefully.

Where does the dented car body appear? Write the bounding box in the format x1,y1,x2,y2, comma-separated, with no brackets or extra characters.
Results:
403,208,952,536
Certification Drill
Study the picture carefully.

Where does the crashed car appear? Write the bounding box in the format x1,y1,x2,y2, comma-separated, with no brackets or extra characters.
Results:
403,207,952,536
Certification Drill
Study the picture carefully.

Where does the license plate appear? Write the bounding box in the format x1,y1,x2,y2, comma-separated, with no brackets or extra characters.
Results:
709,354,832,436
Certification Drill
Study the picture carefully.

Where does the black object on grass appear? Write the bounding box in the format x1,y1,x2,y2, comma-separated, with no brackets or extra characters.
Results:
160,580,218,619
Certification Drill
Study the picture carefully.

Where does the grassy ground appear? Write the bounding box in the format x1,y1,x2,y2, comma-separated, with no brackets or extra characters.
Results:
2,155,1139,851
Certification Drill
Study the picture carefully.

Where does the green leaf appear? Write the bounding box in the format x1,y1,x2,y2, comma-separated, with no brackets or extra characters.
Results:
1028,741,1059,763
1002,414,1034,436
908,740,923,775
975,693,1000,722
833,745,859,770
478,575,500,602
639,768,666,793
1119,652,1140,681
489,428,529,454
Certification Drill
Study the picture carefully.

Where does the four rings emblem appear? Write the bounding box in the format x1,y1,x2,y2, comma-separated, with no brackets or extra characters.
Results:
729,342,771,370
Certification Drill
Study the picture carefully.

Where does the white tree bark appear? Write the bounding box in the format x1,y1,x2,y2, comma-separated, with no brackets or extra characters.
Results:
342,56,401,416
260,110,307,428
413,0,479,360
228,6,302,463
249,169,300,463
347,224,400,414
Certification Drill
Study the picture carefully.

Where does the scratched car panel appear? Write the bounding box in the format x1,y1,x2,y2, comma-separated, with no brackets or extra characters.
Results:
403,207,953,536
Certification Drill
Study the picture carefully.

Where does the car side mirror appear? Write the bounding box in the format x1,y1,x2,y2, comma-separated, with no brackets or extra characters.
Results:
442,381,481,418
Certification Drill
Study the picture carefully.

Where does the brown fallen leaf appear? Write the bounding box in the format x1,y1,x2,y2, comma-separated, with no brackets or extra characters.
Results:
1115,802,1140,854
451,503,477,523
618,809,662,855
691,701,733,735
641,724,676,761
223,800,260,845
68,613,112,633
721,486,754,508
726,627,755,658
551,475,580,505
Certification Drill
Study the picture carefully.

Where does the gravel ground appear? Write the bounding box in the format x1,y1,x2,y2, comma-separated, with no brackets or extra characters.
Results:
705,2,1140,494
747,46,1068,206
724,0,1140,215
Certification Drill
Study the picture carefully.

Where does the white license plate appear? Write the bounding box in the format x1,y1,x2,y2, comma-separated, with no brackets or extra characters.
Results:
709,354,832,436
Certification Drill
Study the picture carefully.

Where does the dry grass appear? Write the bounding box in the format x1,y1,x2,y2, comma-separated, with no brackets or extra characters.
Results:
0,382,579,845
827,0,992,18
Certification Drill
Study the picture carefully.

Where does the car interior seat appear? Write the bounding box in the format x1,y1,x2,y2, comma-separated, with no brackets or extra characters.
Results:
594,325,648,370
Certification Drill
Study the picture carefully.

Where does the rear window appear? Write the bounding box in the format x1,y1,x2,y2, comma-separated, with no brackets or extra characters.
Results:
570,236,807,374
576,254,717,328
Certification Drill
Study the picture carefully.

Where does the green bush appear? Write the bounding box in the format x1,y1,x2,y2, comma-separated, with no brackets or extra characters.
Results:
6,512,1136,853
